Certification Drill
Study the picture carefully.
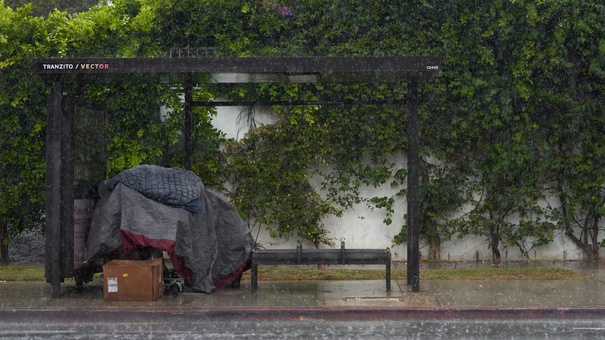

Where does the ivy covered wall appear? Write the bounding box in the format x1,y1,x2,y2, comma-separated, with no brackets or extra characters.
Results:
1,0,604,263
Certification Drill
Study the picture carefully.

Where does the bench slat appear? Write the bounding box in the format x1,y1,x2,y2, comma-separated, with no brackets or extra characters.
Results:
253,251,389,264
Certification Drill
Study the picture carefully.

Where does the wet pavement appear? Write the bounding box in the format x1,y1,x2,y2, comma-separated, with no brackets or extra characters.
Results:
3,268,605,338
1,268,605,313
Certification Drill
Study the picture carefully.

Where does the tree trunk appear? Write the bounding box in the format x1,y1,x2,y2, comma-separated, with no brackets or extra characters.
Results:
558,188,601,262
0,223,8,263
589,216,600,262
425,219,441,262
490,229,501,265
421,170,442,262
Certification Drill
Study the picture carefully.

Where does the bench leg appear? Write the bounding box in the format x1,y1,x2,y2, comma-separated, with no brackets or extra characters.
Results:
251,264,258,292
386,261,391,290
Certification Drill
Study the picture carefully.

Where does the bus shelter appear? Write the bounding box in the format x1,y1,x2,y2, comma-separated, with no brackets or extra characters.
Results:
33,56,441,297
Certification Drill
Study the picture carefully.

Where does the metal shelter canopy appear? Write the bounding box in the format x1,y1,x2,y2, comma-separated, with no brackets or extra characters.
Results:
33,56,440,297
33,56,440,83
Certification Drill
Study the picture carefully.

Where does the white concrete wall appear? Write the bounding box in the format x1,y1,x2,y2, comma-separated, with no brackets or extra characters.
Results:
213,105,594,262
213,106,275,141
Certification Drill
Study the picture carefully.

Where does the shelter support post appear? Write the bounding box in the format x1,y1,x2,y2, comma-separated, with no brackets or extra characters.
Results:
45,76,63,297
406,81,420,292
61,94,75,280
184,74,193,170
45,76,75,298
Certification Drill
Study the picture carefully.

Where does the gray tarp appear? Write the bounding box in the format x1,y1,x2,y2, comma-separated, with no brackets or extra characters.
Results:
85,167,252,293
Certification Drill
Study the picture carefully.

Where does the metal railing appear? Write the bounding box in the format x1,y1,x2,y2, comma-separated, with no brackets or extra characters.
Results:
168,46,216,58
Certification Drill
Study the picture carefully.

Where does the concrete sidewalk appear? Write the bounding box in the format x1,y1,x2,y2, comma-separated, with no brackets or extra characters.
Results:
2,269,605,312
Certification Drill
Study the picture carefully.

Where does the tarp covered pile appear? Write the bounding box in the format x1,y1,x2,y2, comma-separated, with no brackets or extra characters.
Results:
85,165,252,293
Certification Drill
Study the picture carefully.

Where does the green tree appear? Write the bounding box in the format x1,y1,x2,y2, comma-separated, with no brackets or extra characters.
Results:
0,2,63,260
56,0,225,186
523,0,605,261
421,0,566,263
222,103,340,247
0,0,226,261
4,0,98,17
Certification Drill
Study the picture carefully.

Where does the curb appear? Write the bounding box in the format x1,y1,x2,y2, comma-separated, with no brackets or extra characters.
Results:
2,307,605,321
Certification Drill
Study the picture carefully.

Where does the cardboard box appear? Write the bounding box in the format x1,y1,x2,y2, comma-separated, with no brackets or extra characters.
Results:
103,258,163,301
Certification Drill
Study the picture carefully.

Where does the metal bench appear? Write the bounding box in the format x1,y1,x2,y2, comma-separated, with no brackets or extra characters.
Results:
250,241,391,292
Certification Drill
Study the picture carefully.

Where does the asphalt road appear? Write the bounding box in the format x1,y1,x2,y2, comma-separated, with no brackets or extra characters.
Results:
1,309,605,339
